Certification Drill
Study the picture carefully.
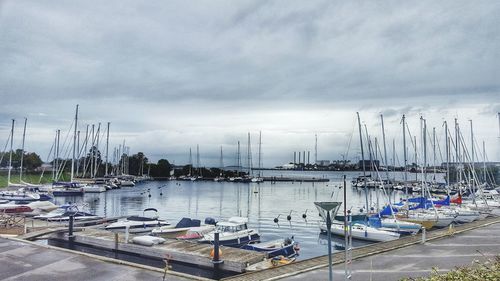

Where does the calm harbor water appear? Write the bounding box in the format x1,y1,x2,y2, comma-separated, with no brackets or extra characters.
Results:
53,170,445,259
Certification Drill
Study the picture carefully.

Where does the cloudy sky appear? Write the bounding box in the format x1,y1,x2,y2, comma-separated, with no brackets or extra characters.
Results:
0,1,499,167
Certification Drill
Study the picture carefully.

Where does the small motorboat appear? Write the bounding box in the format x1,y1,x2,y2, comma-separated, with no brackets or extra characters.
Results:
46,211,101,222
242,237,299,258
105,208,169,233
176,225,216,240
82,185,106,193
0,191,40,202
0,204,33,214
152,217,215,238
199,217,260,247
245,255,296,272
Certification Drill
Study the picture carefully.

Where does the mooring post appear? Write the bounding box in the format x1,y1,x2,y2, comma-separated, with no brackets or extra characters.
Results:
68,214,74,238
421,226,426,244
125,225,130,243
212,232,223,279
114,233,119,250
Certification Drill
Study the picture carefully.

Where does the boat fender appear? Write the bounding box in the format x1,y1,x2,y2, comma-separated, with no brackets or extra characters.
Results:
210,248,223,258
132,236,165,246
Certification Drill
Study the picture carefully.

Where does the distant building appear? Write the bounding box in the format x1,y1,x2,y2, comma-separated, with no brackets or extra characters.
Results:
35,163,54,172
315,160,330,166
357,160,380,169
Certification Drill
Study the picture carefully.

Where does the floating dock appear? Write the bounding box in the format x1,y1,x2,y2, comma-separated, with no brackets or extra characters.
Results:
48,228,265,274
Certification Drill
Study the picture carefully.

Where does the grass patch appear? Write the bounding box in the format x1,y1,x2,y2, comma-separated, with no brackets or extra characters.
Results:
401,254,500,281
0,172,70,188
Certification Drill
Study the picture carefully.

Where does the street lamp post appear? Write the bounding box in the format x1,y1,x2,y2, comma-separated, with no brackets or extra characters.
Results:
315,201,341,281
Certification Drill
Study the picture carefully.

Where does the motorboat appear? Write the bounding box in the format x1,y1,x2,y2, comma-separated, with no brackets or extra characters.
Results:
242,237,299,258
151,217,214,238
0,203,33,214
105,208,169,233
199,217,260,247
176,225,216,240
82,185,106,193
0,191,40,202
46,211,101,222
51,182,84,196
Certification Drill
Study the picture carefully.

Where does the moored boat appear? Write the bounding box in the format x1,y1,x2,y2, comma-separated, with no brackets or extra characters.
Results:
199,217,260,247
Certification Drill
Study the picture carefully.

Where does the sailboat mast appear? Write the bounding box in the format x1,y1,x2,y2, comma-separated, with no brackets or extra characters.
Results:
237,141,241,176
444,121,450,185
71,105,78,182
7,119,14,185
482,140,487,185
433,127,436,180
220,146,224,176
402,115,408,184
258,131,262,178
470,120,474,178
52,131,57,181
247,133,252,176
196,144,200,176
380,114,390,181
19,118,27,182
189,147,192,176
356,112,369,212
94,123,100,178
105,122,110,176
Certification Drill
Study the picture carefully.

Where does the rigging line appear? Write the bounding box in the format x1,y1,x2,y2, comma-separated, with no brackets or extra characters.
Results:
344,116,357,161
0,129,13,165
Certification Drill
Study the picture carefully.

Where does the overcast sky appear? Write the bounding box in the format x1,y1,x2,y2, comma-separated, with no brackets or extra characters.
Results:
0,1,499,167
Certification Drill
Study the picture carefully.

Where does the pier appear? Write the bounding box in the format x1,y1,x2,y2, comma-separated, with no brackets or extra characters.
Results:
48,228,266,273
221,215,500,281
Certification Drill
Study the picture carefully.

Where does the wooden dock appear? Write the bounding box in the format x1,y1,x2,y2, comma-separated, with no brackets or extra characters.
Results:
49,228,265,273
221,215,500,281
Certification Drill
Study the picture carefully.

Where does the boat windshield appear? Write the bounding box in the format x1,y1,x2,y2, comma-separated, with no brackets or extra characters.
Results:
216,224,247,233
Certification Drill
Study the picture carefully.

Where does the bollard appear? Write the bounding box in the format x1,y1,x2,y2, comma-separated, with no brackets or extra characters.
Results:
125,225,130,244
68,214,74,238
114,233,119,250
421,226,426,244
212,232,223,280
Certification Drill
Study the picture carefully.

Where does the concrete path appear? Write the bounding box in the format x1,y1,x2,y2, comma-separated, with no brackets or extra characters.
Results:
281,222,500,281
0,238,191,281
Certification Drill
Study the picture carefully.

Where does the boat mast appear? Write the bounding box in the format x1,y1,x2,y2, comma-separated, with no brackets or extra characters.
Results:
219,146,224,177
94,123,100,178
196,144,200,177
237,141,241,176
71,105,78,182
90,125,95,177
105,122,110,176
482,141,487,185
402,115,408,192
454,119,461,185
247,133,252,177
76,130,80,177
52,131,57,181
7,119,14,185
258,131,262,178
19,118,27,182
470,120,475,188
432,127,436,181
82,125,89,178
56,129,60,181
444,121,450,185
380,114,390,181
188,147,192,176
356,112,369,213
